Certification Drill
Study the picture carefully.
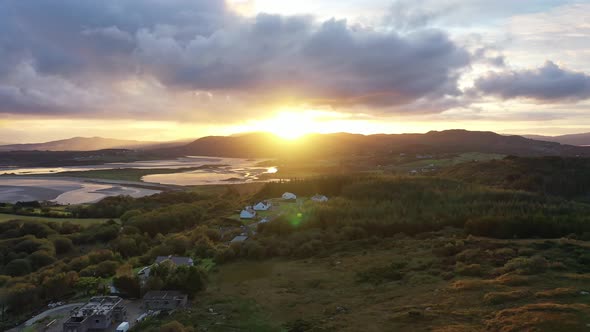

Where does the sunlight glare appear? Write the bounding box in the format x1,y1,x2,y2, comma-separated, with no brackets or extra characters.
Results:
265,112,312,139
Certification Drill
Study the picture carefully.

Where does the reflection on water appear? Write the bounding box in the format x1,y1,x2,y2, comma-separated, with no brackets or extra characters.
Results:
0,156,229,175
142,165,278,185
53,183,160,205
0,178,160,204
0,156,279,203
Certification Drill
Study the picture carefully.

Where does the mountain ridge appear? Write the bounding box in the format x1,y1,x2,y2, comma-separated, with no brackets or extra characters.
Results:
0,136,190,152
163,129,590,158
523,132,590,146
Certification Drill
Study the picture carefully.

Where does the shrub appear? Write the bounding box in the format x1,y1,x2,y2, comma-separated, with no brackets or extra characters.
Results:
450,279,489,291
4,259,32,276
503,255,548,275
52,237,74,255
455,248,482,263
159,321,193,332
494,273,530,286
534,288,577,298
483,290,530,305
356,261,405,284
455,263,485,277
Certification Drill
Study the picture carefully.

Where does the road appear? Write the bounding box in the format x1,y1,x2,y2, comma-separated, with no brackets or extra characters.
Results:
24,303,84,327
7,303,83,332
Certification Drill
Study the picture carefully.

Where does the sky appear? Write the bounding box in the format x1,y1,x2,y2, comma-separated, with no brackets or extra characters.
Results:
1,0,590,143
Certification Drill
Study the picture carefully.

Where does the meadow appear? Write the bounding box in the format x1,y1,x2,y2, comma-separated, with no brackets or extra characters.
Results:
0,213,112,225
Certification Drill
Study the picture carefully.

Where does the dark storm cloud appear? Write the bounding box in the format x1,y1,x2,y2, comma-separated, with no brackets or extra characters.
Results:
0,0,471,117
0,0,230,79
475,61,590,101
136,15,471,108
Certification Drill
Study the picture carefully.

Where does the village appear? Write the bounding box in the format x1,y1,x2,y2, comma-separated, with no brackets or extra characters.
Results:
16,192,329,332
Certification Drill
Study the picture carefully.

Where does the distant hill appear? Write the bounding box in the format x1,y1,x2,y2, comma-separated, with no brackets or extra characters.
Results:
163,130,590,159
524,133,590,146
0,137,188,152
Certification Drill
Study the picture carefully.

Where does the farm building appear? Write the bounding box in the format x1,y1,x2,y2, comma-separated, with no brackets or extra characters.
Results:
311,194,329,202
240,207,256,219
253,201,272,211
282,192,297,200
143,291,188,311
63,296,126,332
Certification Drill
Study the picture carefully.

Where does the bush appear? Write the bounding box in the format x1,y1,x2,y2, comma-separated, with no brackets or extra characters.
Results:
29,251,56,270
356,261,406,284
159,321,193,332
503,255,548,275
534,288,577,298
52,237,74,255
483,290,530,305
455,263,485,277
4,259,32,276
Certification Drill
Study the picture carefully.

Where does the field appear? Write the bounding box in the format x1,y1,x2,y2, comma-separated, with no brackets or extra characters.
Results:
141,229,590,331
0,213,113,225
392,152,505,172
230,197,307,223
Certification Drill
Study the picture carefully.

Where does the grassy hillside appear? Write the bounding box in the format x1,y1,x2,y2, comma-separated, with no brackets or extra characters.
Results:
135,230,590,332
440,156,590,199
5,173,590,331
0,213,112,225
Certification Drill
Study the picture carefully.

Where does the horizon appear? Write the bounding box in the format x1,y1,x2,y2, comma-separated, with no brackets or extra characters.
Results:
2,128,589,146
1,1,590,142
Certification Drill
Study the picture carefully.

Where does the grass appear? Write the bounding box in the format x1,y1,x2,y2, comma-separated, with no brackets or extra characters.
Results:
393,152,505,172
0,213,113,225
229,197,307,224
147,229,590,332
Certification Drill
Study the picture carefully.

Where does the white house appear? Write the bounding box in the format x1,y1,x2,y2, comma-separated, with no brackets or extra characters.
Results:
311,194,329,202
240,207,257,219
253,201,272,211
282,192,297,200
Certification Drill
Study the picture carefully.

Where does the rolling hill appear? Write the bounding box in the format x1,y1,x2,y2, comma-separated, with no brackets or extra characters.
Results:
0,137,188,152
165,130,590,159
524,132,590,146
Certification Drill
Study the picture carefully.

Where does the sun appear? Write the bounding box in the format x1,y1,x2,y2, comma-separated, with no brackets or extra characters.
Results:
264,111,313,140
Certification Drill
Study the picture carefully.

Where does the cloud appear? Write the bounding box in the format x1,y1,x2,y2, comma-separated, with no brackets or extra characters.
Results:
136,15,470,109
0,0,472,119
474,61,590,101
384,0,568,30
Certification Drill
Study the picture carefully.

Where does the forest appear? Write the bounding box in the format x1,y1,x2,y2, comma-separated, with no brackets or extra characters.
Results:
3,162,590,330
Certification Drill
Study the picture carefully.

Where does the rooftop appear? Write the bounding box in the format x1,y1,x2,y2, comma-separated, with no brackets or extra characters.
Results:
231,235,249,243
70,296,123,318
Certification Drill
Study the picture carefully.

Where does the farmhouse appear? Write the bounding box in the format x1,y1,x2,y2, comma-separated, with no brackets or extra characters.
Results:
143,291,188,311
282,192,297,200
253,200,272,211
63,296,126,332
311,194,329,202
240,207,257,219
